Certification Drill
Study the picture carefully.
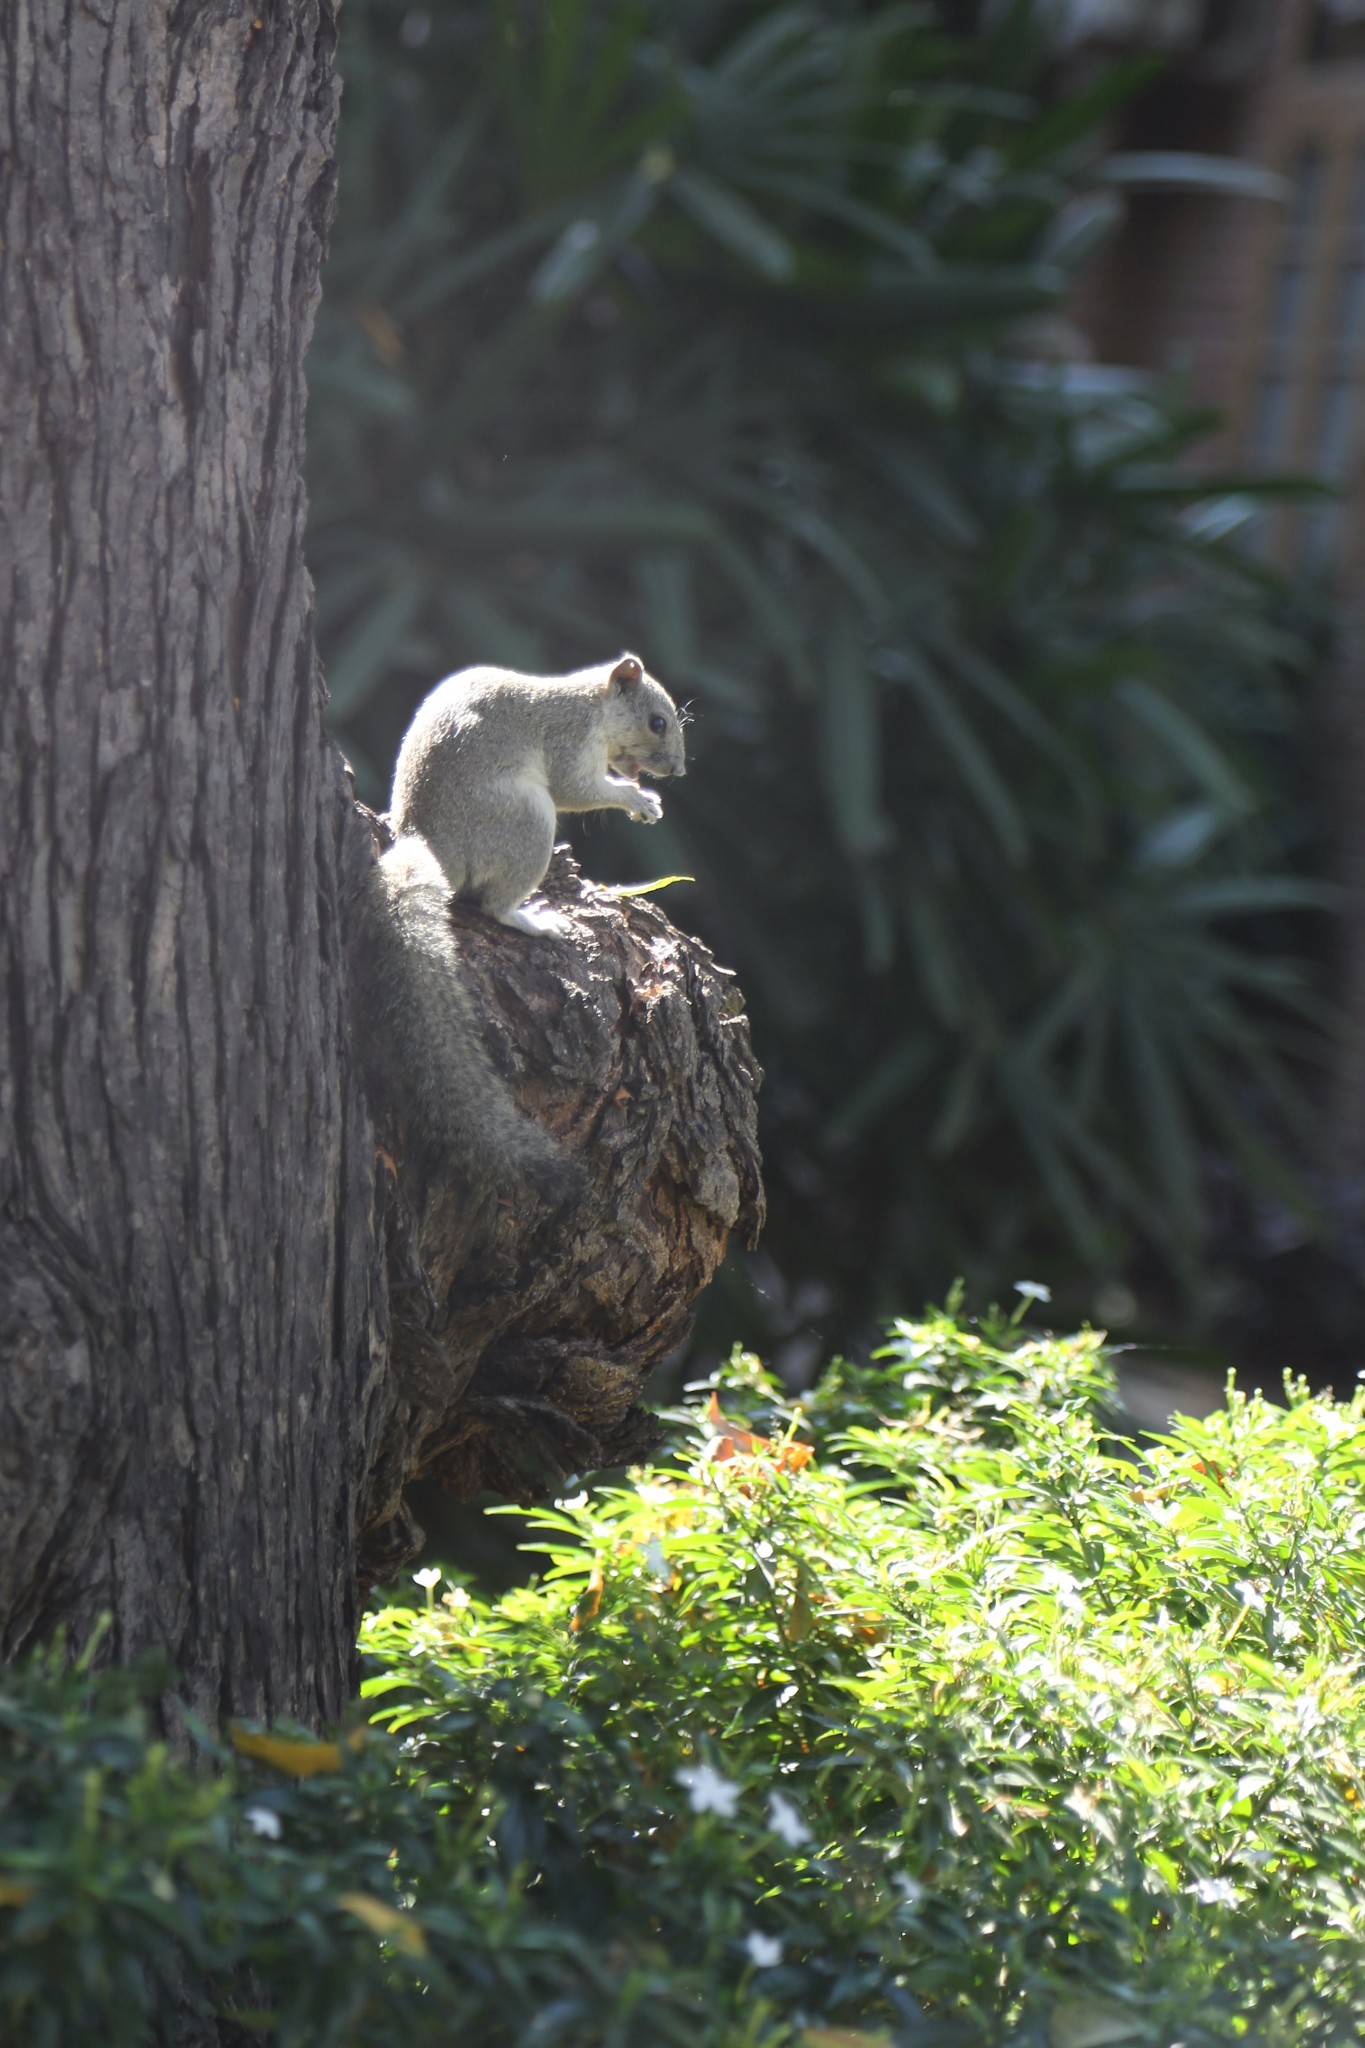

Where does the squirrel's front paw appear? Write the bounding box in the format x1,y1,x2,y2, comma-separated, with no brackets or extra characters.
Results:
628,788,664,825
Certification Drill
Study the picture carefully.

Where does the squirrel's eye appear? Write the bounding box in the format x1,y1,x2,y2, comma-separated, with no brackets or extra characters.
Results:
648,714,667,736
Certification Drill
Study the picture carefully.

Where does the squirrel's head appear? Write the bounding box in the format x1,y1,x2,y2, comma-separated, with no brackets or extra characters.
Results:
601,653,687,782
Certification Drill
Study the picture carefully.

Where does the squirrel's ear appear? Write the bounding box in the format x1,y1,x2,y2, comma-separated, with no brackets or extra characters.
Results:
610,654,643,693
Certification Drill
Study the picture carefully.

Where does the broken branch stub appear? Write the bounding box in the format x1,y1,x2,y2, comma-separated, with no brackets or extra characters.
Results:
353,823,764,1581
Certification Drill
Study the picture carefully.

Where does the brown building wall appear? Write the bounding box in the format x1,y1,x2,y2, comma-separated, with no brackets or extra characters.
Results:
1073,0,1365,1180
1076,0,1306,435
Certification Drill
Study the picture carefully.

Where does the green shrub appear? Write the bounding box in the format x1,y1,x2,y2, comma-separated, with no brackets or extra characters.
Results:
308,0,1334,1326
0,1648,678,2046
8,1306,1365,2042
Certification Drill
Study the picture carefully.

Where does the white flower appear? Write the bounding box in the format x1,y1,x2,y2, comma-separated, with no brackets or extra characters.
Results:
1235,1581,1266,1612
1188,1876,1237,1907
676,1763,741,1818
412,1566,442,1590
641,1537,669,1580
1013,1280,1052,1303
245,1805,282,1840
766,1791,811,1847
744,1930,783,1968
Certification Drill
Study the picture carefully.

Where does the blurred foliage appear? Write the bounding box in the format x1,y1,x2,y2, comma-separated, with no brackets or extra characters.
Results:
12,1305,1365,2041
307,0,1335,1339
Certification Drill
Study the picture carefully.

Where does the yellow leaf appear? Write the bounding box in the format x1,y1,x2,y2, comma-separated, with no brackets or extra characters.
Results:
606,875,695,897
800,2030,894,2048
337,1891,427,1956
231,1724,365,1776
0,1878,34,1908
571,1561,605,1633
841,1609,886,1643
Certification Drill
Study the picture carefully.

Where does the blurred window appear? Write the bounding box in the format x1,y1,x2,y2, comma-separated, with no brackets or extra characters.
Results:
1250,146,1327,471
1055,0,1202,44
1039,0,1273,69
1242,88,1365,571
1309,2,1365,63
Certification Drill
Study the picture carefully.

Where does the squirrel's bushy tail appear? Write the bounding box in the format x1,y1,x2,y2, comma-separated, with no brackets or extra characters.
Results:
353,835,572,1201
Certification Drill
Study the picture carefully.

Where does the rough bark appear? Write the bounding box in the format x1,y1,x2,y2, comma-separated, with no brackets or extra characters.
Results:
0,0,384,1725
349,830,765,1584
0,0,765,1731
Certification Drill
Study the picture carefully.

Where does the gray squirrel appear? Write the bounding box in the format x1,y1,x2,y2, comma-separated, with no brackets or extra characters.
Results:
355,652,687,1199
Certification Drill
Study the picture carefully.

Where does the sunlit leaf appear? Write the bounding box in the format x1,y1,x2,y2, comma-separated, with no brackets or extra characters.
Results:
605,874,695,896
337,1890,427,1955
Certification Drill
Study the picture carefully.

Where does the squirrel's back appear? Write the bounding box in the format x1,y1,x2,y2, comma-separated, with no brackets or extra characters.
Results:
391,661,625,820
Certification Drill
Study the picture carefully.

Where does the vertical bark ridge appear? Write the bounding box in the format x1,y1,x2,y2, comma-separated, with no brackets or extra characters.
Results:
0,0,383,1723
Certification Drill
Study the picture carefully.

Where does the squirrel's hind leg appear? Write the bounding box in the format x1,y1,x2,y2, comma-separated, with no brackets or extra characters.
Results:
498,901,571,937
468,782,562,933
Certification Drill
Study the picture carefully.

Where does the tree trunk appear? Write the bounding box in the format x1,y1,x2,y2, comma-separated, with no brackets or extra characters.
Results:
0,0,765,1738
0,0,383,1726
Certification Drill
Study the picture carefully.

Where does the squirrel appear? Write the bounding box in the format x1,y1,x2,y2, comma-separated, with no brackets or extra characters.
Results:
355,652,686,1202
